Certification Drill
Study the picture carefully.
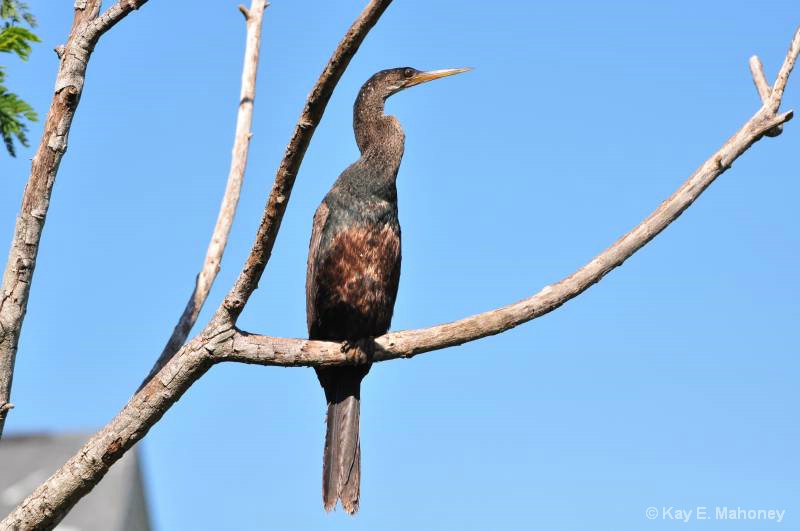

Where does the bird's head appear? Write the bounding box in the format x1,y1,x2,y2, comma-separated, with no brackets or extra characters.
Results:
364,66,472,100
353,66,471,154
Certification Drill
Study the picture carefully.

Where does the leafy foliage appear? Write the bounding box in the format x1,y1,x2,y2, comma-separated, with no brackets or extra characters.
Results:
0,25,38,60
0,0,36,27
0,0,39,157
0,68,35,156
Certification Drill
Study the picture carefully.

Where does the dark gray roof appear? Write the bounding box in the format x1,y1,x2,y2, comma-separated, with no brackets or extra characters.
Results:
0,433,151,531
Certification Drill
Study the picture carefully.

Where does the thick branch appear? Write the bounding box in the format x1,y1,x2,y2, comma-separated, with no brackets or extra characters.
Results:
0,331,219,531
217,0,394,322
149,0,267,379
0,0,147,440
0,3,391,529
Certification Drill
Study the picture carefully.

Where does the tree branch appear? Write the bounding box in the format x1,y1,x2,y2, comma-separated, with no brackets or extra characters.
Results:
84,0,149,42
768,27,800,112
750,56,783,136
0,2,392,529
219,24,797,364
227,120,797,366
148,0,268,380
217,0,394,323
0,0,147,440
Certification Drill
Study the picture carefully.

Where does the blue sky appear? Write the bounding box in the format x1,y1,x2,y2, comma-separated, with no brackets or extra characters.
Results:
1,1,798,529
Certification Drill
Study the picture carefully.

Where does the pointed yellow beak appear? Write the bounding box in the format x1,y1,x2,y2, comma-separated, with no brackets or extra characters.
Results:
407,67,472,87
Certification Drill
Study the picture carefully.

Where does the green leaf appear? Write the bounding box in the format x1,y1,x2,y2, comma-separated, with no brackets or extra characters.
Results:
1,1,36,27
0,25,40,60
0,85,37,157
0,0,38,157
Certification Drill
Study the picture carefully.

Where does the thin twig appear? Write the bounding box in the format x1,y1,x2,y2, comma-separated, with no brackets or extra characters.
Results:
768,27,800,112
750,56,773,101
0,0,147,440
147,0,267,381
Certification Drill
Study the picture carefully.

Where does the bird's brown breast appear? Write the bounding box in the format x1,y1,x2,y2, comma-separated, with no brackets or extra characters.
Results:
307,220,401,341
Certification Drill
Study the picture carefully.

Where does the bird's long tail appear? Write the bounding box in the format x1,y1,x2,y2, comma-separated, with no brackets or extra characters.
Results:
319,367,366,514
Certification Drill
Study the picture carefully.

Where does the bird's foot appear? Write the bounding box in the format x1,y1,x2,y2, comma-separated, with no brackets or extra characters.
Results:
340,337,374,365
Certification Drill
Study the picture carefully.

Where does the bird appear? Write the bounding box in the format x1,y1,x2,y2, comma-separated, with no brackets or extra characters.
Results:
306,66,470,513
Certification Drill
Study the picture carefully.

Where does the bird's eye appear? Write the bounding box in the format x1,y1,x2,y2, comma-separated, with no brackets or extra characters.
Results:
403,68,414,78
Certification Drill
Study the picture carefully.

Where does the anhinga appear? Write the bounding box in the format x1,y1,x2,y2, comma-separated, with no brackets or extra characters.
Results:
306,66,470,513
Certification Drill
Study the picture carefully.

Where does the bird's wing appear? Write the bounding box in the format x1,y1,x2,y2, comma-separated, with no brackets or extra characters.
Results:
306,200,330,334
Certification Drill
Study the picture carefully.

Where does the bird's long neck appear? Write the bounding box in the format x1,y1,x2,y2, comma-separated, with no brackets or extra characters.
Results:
353,88,405,183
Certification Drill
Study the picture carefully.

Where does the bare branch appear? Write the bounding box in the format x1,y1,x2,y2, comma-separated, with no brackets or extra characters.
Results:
768,26,800,112
0,0,147,440
749,55,782,136
223,111,799,366
148,0,268,380
218,0,395,322
0,332,219,531
750,56,772,101
84,0,149,42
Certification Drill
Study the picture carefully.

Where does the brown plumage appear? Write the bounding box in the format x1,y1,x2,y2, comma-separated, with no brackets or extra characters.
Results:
306,66,469,514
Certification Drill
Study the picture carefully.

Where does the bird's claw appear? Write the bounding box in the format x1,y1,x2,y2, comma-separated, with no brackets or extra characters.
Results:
340,338,374,365
340,340,356,353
